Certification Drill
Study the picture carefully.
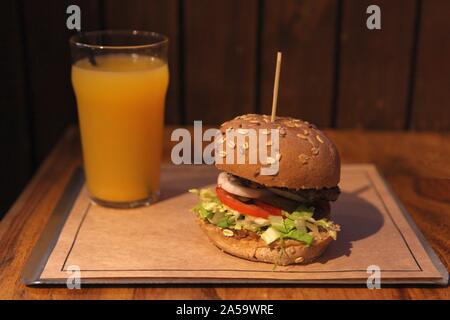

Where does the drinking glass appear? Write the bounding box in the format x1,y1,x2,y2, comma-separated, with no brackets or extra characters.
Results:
70,30,169,208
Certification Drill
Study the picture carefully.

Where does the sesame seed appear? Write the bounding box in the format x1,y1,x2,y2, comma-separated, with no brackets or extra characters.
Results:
223,229,234,237
311,147,319,155
285,122,296,128
297,133,307,140
316,135,324,143
298,154,309,165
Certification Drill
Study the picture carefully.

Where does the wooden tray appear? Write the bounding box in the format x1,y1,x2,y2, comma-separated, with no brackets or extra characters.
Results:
23,164,448,285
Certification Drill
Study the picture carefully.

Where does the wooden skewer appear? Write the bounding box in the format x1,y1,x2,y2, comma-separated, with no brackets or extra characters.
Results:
271,52,282,122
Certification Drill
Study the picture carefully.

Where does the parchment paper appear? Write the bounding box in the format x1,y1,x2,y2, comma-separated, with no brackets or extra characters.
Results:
37,164,446,284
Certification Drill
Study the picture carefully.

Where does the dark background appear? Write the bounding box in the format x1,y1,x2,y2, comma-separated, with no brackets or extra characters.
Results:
2,0,450,218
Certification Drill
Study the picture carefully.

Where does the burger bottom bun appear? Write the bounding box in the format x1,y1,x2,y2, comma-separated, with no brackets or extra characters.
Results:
196,218,333,266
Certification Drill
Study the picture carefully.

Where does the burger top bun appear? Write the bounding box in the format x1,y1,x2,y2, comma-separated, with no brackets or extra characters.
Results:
215,114,340,189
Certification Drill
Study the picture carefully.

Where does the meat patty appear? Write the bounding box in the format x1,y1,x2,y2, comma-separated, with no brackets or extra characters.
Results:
236,175,340,203
275,186,340,202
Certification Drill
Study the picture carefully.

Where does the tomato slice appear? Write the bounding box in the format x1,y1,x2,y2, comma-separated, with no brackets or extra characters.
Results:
215,187,282,218
254,200,283,216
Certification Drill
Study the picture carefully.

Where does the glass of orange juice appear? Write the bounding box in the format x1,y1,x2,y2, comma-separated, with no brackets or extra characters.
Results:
70,30,169,208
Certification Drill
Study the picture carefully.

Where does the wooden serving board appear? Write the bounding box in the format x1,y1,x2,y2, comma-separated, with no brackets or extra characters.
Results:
23,164,448,285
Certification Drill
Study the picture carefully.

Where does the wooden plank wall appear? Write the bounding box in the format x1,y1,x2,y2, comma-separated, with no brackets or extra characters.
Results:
1,1,33,215
183,0,259,124
411,0,450,130
337,0,417,129
2,0,450,216
260,0,338,127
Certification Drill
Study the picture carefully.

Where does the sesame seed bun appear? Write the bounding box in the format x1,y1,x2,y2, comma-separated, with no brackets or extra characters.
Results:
196,217,333,265
215,114,340,189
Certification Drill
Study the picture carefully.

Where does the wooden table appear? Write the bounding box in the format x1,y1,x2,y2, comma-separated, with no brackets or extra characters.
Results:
0,126,449,299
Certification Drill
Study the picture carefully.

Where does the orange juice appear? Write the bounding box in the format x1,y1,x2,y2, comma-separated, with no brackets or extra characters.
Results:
72,54,169,204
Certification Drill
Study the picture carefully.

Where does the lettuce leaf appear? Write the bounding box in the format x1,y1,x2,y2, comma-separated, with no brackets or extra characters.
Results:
282,229,314,246
192,204,212,219
190,188,340,246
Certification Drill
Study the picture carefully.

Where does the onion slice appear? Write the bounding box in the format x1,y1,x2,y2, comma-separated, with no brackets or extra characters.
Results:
217,172,270,199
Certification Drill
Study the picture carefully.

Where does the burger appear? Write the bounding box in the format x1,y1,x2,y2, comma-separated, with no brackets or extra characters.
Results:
190,114,341,265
